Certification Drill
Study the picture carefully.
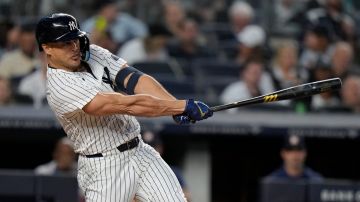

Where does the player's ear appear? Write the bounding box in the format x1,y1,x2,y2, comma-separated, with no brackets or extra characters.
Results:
41,44,52,55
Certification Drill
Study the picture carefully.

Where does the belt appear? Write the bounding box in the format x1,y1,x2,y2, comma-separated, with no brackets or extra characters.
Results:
85,137,140,158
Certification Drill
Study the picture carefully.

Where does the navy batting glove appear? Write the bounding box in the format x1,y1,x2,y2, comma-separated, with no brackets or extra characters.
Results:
184,99,213,121
173,114,192,125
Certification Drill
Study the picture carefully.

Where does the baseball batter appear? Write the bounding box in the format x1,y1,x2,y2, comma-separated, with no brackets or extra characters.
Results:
36,13,212,202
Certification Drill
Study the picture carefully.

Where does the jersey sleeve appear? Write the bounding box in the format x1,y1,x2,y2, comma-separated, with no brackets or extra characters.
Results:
88,44,127,82
47,72,99,115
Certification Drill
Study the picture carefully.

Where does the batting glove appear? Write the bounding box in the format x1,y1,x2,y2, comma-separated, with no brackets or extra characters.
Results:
184,99,213,121
172,114,192,125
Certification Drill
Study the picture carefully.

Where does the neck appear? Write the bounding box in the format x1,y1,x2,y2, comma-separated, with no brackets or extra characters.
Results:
284,164,304,177
49,63,81,72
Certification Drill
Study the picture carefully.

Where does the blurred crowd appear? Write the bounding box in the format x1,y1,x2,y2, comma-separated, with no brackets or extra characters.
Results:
0,0,360,113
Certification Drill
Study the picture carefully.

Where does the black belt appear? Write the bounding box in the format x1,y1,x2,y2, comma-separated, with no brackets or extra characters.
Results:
85,137,139,158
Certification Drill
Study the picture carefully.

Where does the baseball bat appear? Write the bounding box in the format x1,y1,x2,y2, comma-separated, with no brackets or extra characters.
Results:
210,78,342,112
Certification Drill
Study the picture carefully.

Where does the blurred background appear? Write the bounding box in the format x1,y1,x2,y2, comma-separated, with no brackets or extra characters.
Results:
1,0,360,201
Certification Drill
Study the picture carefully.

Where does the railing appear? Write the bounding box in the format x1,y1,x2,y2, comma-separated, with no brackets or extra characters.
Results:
0,169,78,202
261,178,360,202
1,106,360,139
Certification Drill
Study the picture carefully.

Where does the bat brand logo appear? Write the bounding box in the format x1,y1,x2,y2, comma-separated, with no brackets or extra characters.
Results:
263,94,278,102
68,21,77,31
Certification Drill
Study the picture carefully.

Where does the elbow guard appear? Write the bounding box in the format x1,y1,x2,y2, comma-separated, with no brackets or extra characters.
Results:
115,66,144,95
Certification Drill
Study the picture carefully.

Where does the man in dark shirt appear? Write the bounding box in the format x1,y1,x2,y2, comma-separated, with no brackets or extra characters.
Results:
266,135,323,180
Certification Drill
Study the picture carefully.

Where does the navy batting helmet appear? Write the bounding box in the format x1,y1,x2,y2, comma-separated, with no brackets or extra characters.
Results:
36,13,90,61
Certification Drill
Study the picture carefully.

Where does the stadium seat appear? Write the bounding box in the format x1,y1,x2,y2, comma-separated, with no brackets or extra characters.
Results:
157,77,196,99
132,60,185,81
191,59,241,104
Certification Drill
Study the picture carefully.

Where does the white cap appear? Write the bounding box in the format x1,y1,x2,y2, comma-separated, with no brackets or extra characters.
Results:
237,25,265,47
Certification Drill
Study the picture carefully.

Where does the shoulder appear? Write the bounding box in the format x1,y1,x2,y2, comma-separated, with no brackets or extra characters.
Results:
47,68,85,91
121,38,143,50
265,168,287,180
89,44,108,56
89,44,115,59
19,70,42,87
306,8,326,22
220,81,246,103
34,161,57,175
226,81,246,91
118,13,140,22
47,68,82,81
89,44,127,65
304,167,323,180
0,50,21,62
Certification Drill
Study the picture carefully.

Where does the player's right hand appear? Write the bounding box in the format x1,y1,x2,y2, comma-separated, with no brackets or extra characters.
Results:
184,99,213,121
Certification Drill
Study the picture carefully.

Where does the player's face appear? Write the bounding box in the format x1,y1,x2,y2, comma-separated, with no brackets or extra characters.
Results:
281,149,307,169
43,39,82,71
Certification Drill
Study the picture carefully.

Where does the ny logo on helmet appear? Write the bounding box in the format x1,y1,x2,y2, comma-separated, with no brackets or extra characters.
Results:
68,21,77,31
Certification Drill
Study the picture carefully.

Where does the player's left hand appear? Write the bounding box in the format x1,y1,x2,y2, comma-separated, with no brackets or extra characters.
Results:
184,99,213,121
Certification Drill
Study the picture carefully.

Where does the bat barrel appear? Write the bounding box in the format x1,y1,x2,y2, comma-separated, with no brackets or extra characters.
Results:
275,77,342,100
210,78,342,112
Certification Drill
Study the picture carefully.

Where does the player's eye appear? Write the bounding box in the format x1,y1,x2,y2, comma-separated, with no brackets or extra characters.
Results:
64,41,73,45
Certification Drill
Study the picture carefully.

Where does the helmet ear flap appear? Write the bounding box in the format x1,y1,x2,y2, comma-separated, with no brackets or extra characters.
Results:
80,35,90,61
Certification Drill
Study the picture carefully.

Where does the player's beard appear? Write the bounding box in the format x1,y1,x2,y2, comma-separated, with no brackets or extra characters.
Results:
48,55,81,72
67,55,81,71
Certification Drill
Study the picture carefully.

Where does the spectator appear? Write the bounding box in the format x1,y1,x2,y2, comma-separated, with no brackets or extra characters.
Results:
142,130,191,201
311,65,340,111
93,29,118,54
0,21,39,80
265,135,323,180
341,75,360,113
35,137,77,176
118,24,171,65
220,60,275,106
235,25,266,66
305,0,355,41
331,41,354,81
168,19,214,60
0,19,19,58
227,1,255,41
82,0,148,47
299,24,334,70
273,0,299,33
163,1,186,37
0,76,12,105
270,40,308,90
17,53,47,108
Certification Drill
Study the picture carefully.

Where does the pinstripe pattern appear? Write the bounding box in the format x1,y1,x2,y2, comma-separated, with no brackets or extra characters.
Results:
77,139,186,202
47,44,186,201
47,45,140,155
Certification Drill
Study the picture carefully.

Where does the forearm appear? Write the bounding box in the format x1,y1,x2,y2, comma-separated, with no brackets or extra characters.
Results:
120,94,184,116
84,92,185,117
134,75,176,100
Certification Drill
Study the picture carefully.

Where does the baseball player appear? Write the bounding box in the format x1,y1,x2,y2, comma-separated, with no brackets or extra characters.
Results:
36,13,212,202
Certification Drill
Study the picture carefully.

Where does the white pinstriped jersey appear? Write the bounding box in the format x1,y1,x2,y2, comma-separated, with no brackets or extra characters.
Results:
46,44,140,155
47,44,186,202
